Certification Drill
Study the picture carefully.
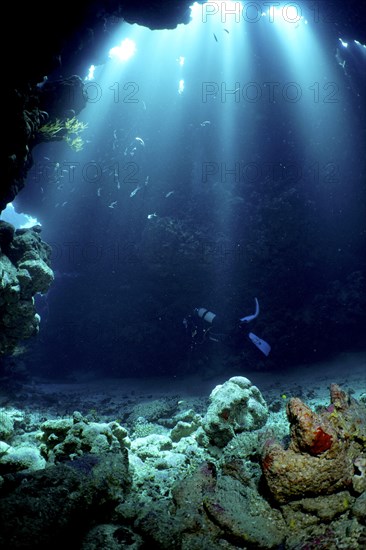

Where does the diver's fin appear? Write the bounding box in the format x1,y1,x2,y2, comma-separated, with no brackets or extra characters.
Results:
240,297,259,323
248,332,271,356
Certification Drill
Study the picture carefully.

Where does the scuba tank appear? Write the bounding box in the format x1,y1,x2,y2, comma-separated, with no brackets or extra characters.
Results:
195,308,216,324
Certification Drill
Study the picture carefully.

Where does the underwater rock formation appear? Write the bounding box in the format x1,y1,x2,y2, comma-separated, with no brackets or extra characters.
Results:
0,454,130,549
81,523,143,549
40,411,131,463
2,76,87,212
0,409,130,547
261,384,366,504
0,379,365,548
36,74,87,121
168,461,287,549
201,376,269,447
133,459,284,549
0,222,54,355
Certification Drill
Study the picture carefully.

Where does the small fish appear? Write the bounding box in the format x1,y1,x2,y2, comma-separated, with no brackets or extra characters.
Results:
97,188,102,196
142,100,147,111
135,137,145,147
145,176,149,185
213,33,218,42
130,185,141,198
165,191,175,198
147,212,158,220
200,120,211,127
61,201,68,207
36,75,47,89
224,28,229,34
40,187,44,194
44,156,50,161
117,180,121,190
108,201,117,209
62,169,68,173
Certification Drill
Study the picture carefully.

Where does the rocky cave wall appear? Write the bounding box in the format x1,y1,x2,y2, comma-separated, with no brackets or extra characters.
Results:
0,223,54,355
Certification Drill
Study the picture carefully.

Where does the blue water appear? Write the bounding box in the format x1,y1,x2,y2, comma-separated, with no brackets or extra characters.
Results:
8,4,366,381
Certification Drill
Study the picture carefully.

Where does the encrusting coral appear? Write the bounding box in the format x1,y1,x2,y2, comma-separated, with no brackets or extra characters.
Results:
261,383,366,504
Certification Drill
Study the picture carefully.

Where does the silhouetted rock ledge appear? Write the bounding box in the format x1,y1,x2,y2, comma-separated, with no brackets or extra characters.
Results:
0,222,54,355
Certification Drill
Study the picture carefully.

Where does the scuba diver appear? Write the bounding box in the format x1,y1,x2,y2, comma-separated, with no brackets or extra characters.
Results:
183,298,271,357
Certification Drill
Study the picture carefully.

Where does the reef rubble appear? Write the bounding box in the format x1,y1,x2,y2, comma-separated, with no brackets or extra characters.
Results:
0,378,365,549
